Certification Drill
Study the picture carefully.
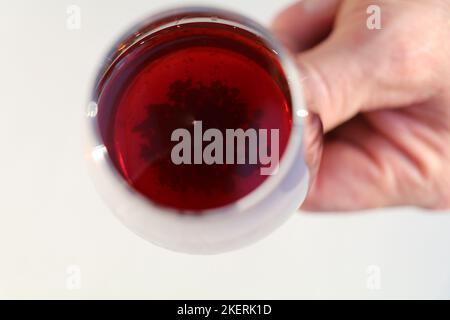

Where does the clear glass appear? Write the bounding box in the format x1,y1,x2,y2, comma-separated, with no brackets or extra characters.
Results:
84,6,321,254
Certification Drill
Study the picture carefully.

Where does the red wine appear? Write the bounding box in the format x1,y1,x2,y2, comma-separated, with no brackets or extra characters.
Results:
96,21,292,211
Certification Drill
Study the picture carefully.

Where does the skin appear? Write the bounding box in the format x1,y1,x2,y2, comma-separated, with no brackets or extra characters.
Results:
271,0,450,211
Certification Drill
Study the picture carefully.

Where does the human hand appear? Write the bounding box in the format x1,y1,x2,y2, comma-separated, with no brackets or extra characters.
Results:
272,0,450,211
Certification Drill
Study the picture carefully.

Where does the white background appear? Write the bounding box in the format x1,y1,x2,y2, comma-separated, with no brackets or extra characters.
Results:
0,0,449,299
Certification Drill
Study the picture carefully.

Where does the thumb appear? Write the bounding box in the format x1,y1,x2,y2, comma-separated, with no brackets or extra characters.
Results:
296,1,436,133
297,39,370,133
